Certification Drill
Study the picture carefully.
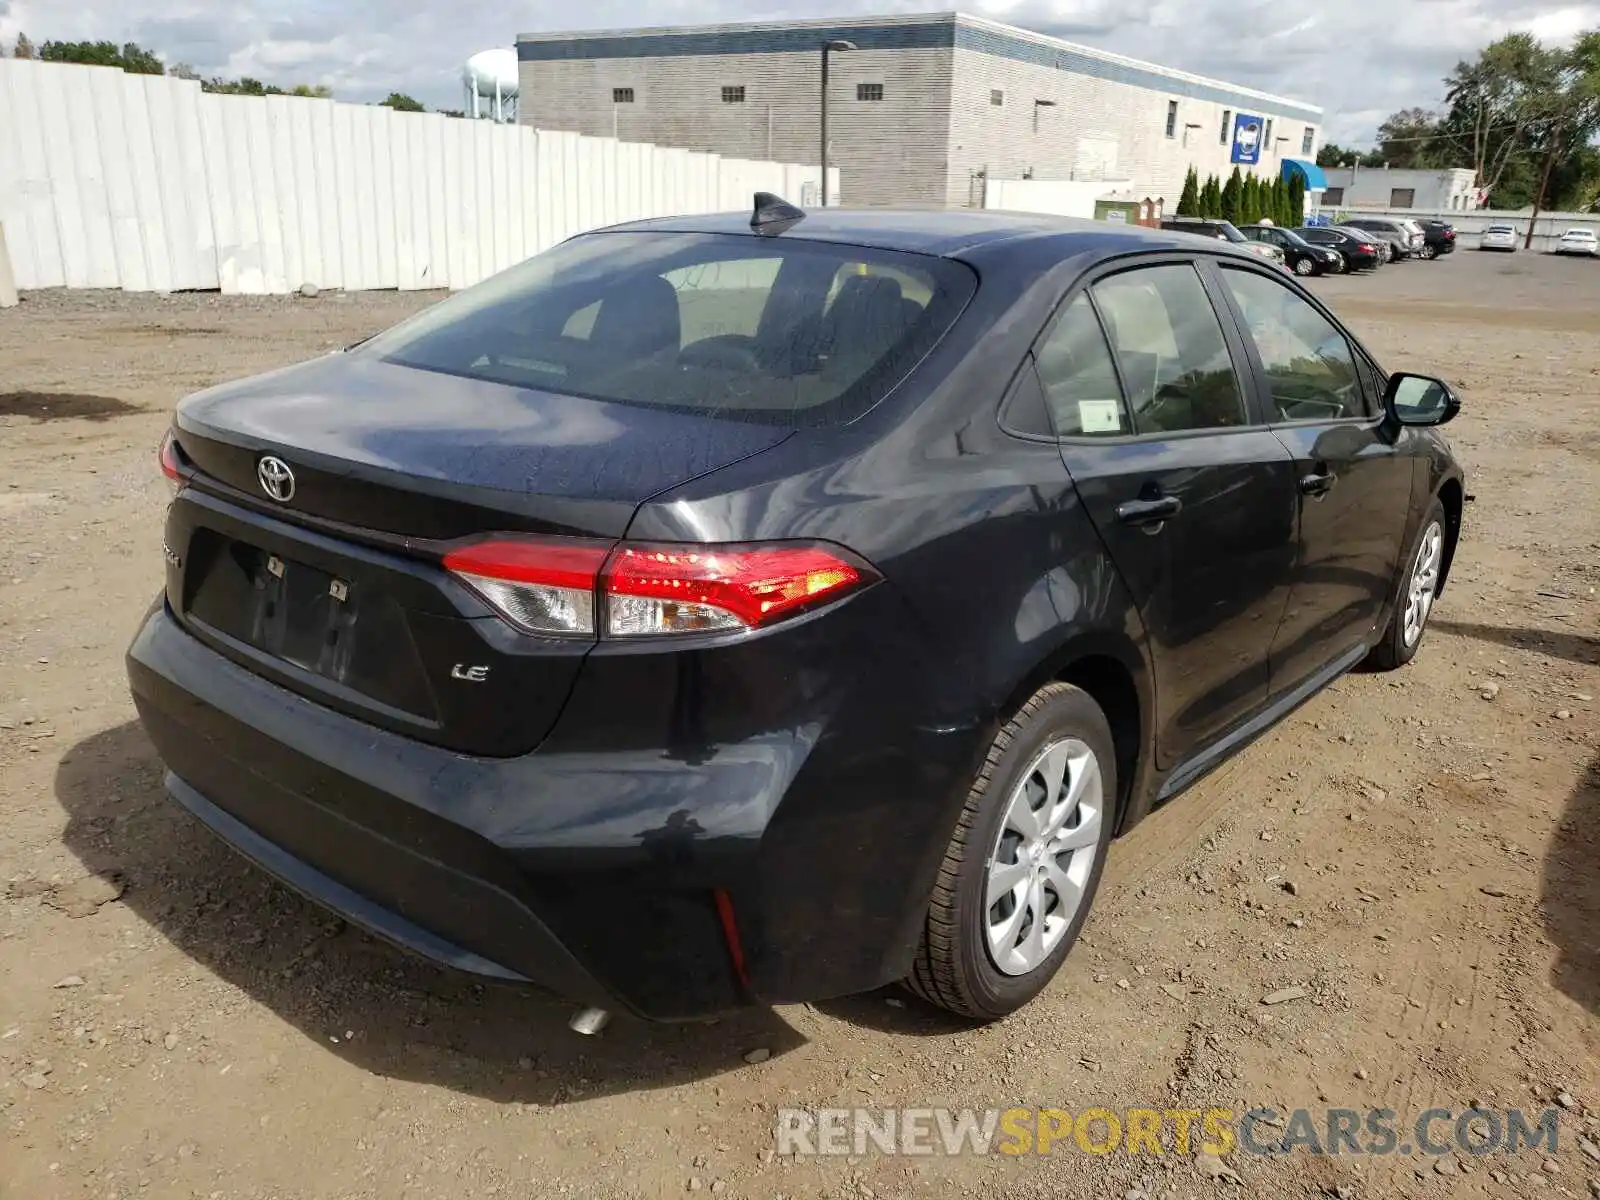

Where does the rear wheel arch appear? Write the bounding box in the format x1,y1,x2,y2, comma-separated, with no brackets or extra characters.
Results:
1436,477,1464,595
1055,655,1142,835
993,634,1150,835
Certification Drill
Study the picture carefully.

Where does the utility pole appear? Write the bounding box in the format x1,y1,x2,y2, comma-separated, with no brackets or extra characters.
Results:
819,39,855,206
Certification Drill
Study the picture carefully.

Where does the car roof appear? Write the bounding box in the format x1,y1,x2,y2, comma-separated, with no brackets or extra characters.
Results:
594,206,1231,259
1564,227,1595,234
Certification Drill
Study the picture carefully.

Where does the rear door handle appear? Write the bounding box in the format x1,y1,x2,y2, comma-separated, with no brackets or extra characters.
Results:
1299,469,1337,497
1115,495,1182,527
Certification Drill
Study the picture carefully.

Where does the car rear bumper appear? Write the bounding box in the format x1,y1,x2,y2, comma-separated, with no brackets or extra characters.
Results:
128,597,977,1019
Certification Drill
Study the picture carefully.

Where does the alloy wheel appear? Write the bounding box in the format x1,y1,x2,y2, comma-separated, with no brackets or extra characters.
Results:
984,738,1104,976
1403,521,1444,648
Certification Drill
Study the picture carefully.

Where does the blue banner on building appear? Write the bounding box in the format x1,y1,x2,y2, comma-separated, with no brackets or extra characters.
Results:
1231,113,1263,165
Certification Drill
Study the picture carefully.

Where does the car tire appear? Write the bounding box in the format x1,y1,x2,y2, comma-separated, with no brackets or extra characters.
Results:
905,682,1117,1021
1293,257,1315,276
1420,244,1437,260
1367,498,1447,671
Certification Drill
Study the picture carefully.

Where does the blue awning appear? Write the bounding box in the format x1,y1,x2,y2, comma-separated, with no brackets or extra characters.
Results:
1281,159,1327,191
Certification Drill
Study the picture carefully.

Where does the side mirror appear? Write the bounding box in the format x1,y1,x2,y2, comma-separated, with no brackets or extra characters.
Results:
1385,372,1460,427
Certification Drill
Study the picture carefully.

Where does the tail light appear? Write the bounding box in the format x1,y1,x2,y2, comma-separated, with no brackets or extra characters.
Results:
442,538,609,636
158,430,183,491
443,538,874,639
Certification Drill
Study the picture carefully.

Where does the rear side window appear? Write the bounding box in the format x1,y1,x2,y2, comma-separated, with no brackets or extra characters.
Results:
1090,265,1248,434
358,232,976,427
1034,294,1130,437
1219,268,1366,421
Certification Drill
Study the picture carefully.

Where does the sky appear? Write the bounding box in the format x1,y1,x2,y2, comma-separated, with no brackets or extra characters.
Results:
3,0,1598,145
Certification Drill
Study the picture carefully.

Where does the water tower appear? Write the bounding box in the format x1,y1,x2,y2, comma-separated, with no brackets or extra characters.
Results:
462,48,518,122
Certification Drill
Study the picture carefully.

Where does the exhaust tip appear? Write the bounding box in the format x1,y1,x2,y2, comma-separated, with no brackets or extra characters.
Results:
568,1007,610,1036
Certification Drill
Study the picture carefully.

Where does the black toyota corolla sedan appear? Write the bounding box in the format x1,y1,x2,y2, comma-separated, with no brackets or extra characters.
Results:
129,198,1466,1025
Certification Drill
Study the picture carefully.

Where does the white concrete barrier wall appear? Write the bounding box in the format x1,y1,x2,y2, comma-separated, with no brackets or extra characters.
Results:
1330,204,1599,253
983,178,1128,220
0,59,837,295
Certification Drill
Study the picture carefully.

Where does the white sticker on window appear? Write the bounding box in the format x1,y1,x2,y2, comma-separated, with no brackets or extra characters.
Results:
1078,399,1124,433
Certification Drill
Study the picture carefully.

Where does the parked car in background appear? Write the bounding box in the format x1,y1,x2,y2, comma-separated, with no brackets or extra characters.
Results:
1479,224,1519,252
126,202,1467,1025
1160,217,1287,268
1241,224,1344,276
1420,220,1457,258
1297,225,1384,271
1343,216,1422,260
1399,219,1430,256
1555,228,1599,257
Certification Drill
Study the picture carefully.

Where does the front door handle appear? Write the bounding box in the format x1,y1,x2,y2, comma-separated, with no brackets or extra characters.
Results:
1299,469,1337,497
1115,495,1183,527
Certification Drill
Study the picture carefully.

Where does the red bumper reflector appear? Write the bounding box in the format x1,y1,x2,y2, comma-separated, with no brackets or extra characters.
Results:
713,888,751,989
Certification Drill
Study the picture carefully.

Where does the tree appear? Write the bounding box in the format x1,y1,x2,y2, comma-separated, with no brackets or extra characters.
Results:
1520,32,1600,241
1220,168,1243,224
13,34,36,60
380,92,425,112
1265,176,1283,225
1441,33,1563,200
1241,173,1261,224
202,77,331,97
1315,143,1358,168
1374,107,1446,169
1288,175,1306,227
1201,174,1222,218
39,40,164,74
1176,167,1200,216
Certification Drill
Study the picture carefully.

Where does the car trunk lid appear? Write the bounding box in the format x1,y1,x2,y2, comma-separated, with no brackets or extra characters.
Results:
165,354,793,755
174,354,792,539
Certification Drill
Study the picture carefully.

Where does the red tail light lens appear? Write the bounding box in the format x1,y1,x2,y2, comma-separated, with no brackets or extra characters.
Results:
603,543,867,637
442,538,610,637
442,538,873,639
158,430,183,489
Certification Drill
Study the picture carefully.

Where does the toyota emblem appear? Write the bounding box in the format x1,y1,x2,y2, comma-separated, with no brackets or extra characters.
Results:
257,455,296,502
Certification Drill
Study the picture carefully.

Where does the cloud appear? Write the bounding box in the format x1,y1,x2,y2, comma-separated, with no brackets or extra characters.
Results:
8,0,1600,142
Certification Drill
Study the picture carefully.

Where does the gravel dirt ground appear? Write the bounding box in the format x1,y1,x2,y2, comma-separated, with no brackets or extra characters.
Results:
1,249,1597,1200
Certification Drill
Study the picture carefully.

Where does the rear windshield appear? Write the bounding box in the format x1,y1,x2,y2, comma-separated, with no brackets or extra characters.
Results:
357,231,977,427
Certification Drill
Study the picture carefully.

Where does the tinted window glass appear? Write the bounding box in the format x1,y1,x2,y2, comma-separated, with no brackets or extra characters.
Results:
1034,294,1130,437
1091,266,1247,434
359,232,976,427
1221,268,1366,421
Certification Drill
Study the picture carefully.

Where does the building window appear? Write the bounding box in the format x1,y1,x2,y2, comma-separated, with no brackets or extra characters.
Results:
1220,109,1231,143
1323,187,1344,206
1390,188,1415,208
991,89,1004,106
1264,119,1274,150
1165,100,1178,138
857,83,884,102
721,85,746,103
1301,126,1314,155
612,87,634,104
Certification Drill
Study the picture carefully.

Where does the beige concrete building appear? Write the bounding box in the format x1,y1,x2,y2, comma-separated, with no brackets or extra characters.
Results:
516,12,1324,209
